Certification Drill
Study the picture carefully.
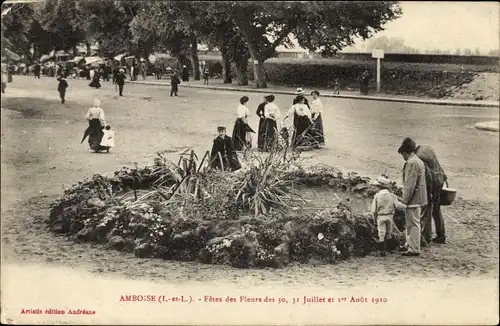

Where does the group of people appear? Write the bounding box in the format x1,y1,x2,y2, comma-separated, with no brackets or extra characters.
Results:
209,87,326,171
81,99,115,153
370,137,447,257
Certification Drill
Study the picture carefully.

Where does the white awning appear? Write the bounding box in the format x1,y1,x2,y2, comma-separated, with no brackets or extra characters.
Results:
72,56,84,63
83,56,105,65
113,53,127,61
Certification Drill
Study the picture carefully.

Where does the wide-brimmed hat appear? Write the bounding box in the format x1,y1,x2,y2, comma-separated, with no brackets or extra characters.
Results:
119,69,124,73
372,176,392,188
295,87,306,95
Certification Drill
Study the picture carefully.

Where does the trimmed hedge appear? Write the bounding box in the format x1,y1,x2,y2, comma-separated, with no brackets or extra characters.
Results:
201,56,493,98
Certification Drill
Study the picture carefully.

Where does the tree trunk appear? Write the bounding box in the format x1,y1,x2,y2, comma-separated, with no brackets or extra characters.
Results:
246,42,266,88
235,58,248,86
252,60,267,88
221,51,232,84
190,36,200,80
190,54,200,81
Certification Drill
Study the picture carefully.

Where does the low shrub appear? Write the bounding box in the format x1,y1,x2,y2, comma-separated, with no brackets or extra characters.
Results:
200,56,490,98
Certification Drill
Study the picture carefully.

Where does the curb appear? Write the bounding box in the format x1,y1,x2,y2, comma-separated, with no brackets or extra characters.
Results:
129,80,500,108
474,121,499,132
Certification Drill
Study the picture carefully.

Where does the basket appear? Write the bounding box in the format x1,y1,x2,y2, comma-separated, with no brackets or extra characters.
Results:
440,181,457,206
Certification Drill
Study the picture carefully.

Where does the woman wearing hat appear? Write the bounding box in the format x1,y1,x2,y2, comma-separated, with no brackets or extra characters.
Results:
232,96,255,151
255,96,269,151
310,90,325,147
263,95,281,151
283,95,314,148
82,99,107,152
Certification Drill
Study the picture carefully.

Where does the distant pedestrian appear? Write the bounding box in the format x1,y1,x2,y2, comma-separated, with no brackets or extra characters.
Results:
57,75,69,104
115,69,125,96
170,72,180,96
203,67,209,85
34,62,41,79
360,70,370,95
333,78,340,94
182,65,189,82
89,69,101,89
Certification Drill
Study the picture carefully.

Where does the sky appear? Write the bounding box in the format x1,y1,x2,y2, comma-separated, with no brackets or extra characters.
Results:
342,1,500,53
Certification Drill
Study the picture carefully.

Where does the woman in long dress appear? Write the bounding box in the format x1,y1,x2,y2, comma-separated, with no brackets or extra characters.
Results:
310,90,325,147
231,96,255,151
83,99,106,152
255,96,268,151
283,95,314,148
263,95,281,152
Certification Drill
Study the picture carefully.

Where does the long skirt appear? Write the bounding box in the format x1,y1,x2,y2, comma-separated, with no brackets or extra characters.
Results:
311,114,325,145
292,115,314,147
87,119,105,151
263,118,277,152
257,118,266,150
232,118,250,151
89,78,101,89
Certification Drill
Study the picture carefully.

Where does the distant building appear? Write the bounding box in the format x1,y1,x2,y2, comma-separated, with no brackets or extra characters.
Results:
276,45,311,59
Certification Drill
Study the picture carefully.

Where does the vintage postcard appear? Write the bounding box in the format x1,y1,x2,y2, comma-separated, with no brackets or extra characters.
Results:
1,1,499,325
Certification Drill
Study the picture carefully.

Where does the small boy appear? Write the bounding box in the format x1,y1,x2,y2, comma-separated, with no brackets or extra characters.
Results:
57,75,69,104
210,126,241,171
370,176,406,256
100,125,115,153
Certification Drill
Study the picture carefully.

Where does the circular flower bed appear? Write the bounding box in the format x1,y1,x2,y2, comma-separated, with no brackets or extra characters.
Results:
47,152,405,268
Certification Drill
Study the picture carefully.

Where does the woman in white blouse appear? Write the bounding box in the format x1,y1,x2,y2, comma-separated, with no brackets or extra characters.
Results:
263,95,281,152
310,90,325,147
81,99,107,152
283,95,314,147
231,96,255,151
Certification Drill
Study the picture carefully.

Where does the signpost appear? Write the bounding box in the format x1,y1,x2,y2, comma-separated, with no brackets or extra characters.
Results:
372,49,384,93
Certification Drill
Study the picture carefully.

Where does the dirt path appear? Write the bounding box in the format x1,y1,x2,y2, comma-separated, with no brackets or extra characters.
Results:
1,76,499,323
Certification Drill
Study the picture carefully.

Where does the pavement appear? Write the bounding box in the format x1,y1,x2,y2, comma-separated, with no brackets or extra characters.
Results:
474,121,500,132
129,78,500,108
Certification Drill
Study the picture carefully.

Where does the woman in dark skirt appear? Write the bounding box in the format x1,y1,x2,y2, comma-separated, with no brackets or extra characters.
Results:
310,90,325,147
82,99,107,152
256,96,268,151
231,96,255,151
89,70,101,89
263,95,281,152
283,95,314,148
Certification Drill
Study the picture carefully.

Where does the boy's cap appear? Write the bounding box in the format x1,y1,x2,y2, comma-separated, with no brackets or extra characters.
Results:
372,176,392,188
217,126,226,131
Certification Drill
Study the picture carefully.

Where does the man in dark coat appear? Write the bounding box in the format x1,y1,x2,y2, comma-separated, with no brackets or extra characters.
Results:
115,69,126,96
360,70,370,95
210,126,241,171
34,62,41,79
170,72,180,96
57,75,68,104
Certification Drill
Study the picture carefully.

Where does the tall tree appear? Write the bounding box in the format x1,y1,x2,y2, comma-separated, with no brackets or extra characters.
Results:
1,3,36,59
36,0,87,52
206,1,401,88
